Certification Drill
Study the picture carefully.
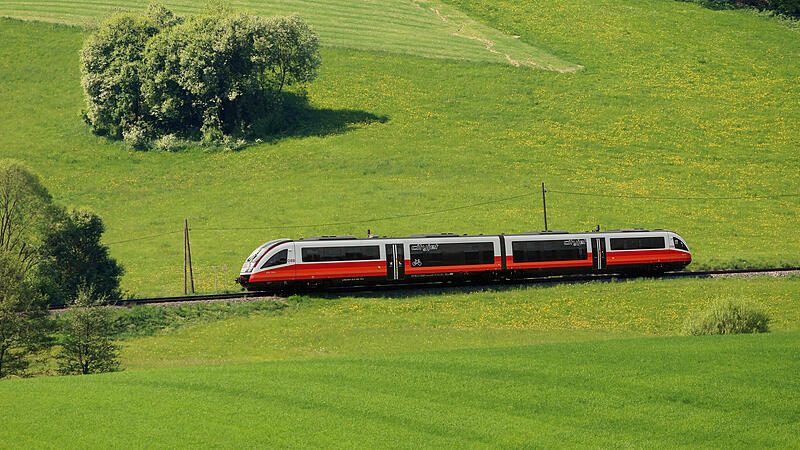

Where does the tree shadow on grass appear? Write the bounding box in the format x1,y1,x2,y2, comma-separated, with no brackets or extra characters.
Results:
248,92,389,145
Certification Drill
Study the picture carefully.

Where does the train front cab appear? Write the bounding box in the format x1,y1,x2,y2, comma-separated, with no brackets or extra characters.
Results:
238,240,296,291
602,231,691,274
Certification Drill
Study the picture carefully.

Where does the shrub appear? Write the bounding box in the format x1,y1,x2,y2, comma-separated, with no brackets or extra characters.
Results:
683,299,770,335
153,133,185,152
122,125,151,150
81,3,320,148
57,289,121,375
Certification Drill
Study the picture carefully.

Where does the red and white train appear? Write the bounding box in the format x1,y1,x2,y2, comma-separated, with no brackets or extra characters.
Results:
236,229,691,292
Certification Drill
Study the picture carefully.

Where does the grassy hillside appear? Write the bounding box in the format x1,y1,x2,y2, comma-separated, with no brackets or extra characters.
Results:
0,0,798,296
0,0,576,70
120,276,800,369
2,332,798,446
4,275,799,446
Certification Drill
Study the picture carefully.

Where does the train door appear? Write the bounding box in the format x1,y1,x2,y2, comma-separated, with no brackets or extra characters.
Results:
385,243,405,281
591,237,607,271
287,243,297,279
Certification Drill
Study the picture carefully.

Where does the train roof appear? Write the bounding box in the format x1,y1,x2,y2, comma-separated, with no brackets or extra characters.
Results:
294,229,676,242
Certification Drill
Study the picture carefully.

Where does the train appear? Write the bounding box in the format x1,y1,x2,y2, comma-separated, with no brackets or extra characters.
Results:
236,228,691,292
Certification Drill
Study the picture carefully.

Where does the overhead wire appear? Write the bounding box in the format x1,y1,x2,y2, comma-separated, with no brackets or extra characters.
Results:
546,189,800,200
105,187,800,244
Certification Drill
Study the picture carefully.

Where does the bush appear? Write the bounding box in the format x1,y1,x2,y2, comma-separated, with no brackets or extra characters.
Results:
81,3,320,148
122,125,151,150
57,289,121,375
683,299,770,335
153,133,185,152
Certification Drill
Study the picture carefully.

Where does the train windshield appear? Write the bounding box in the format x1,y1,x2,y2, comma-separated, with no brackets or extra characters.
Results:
673,237,689,251
242,239,288,273
260,250,288,269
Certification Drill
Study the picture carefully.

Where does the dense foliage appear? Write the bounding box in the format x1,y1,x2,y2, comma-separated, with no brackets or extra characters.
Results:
57,290,120,375
37,209,124,307
0,254,48,378
0,160,60,275
80,3,320,147
0,162,124,378
79,5,179,139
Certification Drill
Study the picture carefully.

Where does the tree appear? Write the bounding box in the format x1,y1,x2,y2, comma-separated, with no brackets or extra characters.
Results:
81,3,320,145
80,4,182,138
0,160,60,276
141,11,273,135
37,209,124,307
264,15,321,93
58,289,120,375
0,254,48,378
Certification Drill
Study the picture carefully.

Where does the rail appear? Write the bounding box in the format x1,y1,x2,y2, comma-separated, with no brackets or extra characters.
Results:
48,267,799,310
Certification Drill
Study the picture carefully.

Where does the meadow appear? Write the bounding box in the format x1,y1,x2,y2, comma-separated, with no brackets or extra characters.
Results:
120,276,800,369
0,0,576,70
0,0,798,445
1,276,799,446
0,1,797,300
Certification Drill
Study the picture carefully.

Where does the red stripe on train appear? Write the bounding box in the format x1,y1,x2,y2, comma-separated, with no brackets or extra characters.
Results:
606,249,691,265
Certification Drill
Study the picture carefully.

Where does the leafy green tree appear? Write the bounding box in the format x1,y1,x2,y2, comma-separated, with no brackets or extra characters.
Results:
37,209,123,307
58,289,121,375
80,4,182,137
141,11,272,135
264,15,321,93
81,3,320,144
0,159,60,276
0,254,49,378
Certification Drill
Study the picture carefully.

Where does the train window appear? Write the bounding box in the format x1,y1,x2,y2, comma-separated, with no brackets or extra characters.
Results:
609,237,666,251
260,249,287,269
512,239,587,263
409,242,494,267
673,237,689,251
302,246,380,262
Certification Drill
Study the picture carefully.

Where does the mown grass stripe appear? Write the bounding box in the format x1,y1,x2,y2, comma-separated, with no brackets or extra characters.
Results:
0,0,578,70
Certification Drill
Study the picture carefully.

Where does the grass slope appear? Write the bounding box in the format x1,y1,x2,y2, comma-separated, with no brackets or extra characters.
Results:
120,277,800,370
0,0,576,70
0,0,797,296
1,333,798,447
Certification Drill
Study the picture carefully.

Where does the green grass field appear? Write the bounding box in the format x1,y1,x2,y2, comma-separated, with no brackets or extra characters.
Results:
0,0,798,299
0,0,577,70
120,277,800,369
2,277,800,446
1,334,799,447
1,1,798,446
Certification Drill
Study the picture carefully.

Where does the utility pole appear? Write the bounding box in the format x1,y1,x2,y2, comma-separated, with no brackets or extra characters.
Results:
542,182,548,231
184,221,188,295
213,266,219,294
184,219,195,294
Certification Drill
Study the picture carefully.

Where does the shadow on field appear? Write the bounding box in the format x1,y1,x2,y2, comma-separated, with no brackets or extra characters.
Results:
252,92,389,144
302,273,699,301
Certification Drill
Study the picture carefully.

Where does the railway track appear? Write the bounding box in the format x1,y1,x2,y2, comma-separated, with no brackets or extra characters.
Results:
49,267,800,310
